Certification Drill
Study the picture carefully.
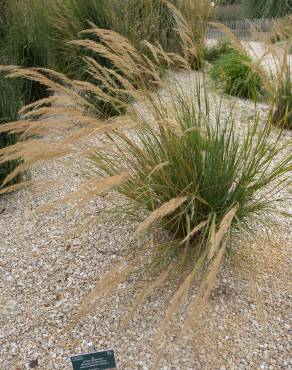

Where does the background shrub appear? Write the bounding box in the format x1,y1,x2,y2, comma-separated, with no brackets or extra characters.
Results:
209,50,266,100
210,4,243,21
244,0,291,19
270,17,292,45
204,39,232,63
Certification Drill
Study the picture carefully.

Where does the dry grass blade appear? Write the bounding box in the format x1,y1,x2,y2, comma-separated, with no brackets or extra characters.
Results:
208,206,238,261
65,258,138,332
182,205,238,334
36,172,130,214
153,266,199,365
180,220,208,245
208,22,245,54
122,268,170,328
147,161,170,178
134,196,189,237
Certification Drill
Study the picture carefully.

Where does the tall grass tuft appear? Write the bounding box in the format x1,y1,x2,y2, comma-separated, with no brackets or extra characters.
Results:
270,16,292,46
271,63,292,129
209,49,266,100
0,76,23,188
0,0,51,104
112,0,210,69
50,0,112,79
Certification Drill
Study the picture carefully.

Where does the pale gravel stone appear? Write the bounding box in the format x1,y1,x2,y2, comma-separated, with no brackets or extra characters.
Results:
0,67,291,369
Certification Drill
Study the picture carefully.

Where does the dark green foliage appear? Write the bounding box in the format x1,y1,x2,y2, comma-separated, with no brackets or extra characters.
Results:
1,0,51,104
0,77,23,187
204,39,232,63
112,0,177,52
244,0,291,19
51,0,112,79
210,50,266,100
0,0,9,40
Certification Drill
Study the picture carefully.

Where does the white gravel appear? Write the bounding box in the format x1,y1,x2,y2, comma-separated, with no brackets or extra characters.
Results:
0,70,291,370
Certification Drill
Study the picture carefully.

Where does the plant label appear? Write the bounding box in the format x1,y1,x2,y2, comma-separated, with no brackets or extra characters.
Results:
71,350,116,370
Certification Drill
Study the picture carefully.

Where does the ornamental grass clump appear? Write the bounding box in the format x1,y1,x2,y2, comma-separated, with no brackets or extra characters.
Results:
210,49,266,100
87,87,291,271
270,17,292,45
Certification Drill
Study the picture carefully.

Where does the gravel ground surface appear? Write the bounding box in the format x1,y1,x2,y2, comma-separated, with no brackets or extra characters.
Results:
0,69,291,370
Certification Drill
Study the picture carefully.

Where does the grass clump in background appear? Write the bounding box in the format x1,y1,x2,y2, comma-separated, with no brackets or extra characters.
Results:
271,65,292,129
209,49,266,100
270,17,292,49
50,0,112,79
204,39,233,63
244,0,291,19
0,0,210,119
0,76,23,188
0,0,51,104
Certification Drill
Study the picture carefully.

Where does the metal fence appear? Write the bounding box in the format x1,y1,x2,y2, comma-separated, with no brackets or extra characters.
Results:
206,18,274,41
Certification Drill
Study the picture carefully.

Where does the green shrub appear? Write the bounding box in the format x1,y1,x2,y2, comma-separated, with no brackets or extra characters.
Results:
204,39,232,63
210,50,266,100
0,76,23,188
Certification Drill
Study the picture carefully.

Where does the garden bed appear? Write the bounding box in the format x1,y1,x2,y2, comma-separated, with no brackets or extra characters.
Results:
0,70,291,370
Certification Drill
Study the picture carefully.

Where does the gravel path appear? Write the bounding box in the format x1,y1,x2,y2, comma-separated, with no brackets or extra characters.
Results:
0,71,291,370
